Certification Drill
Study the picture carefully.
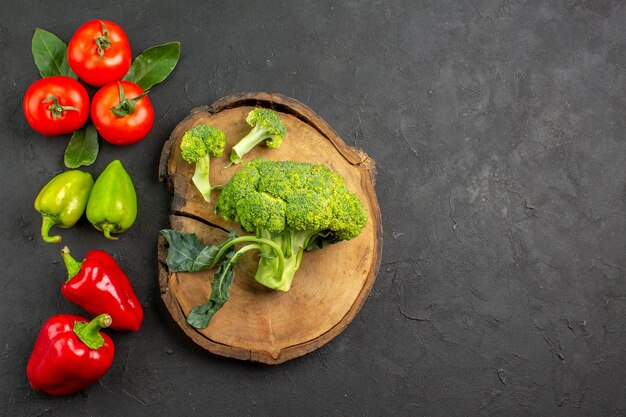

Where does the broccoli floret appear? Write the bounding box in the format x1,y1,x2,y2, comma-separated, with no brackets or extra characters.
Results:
229,108,286,164
180,125,226,202
215,158,367,292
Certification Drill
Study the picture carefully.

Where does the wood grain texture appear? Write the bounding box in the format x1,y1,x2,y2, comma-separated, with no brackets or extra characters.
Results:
158,92,382,364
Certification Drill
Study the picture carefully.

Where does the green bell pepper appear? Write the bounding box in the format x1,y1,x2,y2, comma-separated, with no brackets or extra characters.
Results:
34,170,94,243
86,160,137,240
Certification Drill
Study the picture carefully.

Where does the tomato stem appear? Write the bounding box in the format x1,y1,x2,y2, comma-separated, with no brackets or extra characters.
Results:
111,82,147,118
42,96,80,119
94,21,112,59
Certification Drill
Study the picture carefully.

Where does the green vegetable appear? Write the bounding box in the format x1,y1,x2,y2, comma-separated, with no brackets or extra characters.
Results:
180,125,226,202
159,159,368,325
186,234,239,329
229,108,286,164
159,229,284,328
215,158,367,292
160,229,236,272
31,28,76,79
34,170,94,243
123,42,181,90
64,123,99,168
86,160,137,240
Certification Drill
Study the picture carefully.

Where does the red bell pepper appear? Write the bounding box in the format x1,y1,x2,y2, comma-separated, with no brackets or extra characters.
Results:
61,246,143,332
27,314,114,396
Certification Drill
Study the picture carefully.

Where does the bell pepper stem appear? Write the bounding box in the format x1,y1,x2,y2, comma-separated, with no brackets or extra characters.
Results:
101,223,119,240
61,246,82,282
73,314,112,350
40,214,61,244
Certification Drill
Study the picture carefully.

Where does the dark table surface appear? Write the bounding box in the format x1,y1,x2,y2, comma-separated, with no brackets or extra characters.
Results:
1,1,625,416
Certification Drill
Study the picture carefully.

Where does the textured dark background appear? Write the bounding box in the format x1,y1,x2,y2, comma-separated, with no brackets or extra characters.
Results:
1,1,624,416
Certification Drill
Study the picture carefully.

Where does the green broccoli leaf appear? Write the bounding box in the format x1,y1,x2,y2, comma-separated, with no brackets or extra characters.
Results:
159,229,236,272
186,247,237,329
305,232,340,251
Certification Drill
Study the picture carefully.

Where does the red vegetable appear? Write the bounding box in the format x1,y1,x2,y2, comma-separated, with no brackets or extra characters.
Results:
26,314,114,396
62,246,143,332
23,76,90,136
67,20,131,86
91,81,154,145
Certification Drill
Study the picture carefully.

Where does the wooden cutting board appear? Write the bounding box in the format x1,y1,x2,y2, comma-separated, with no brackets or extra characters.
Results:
157,92,382,364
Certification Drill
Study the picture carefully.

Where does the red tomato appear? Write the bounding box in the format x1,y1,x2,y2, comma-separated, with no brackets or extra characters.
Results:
68,20,131,86
91,81,154,145
23,76,90,136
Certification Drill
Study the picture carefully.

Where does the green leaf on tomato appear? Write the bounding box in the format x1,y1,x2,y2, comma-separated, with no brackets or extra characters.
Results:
31,28,77,79
64,123,99,168
123,42,180,90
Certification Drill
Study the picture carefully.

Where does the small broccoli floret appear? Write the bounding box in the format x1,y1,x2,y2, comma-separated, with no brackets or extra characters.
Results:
215,158,367,292
229,108,286,164
180,125,226,202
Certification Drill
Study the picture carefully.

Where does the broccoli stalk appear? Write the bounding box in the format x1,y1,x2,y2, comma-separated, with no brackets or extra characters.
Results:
209,235,285,276
215,158,368,292
180,125,226,202
255,229,321,291
230,108,286,164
